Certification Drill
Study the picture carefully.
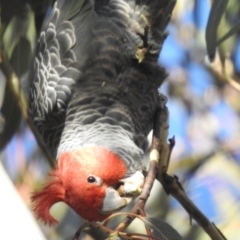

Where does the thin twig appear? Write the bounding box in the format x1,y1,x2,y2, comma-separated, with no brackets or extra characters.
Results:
104,212,164,240
138,208,154,240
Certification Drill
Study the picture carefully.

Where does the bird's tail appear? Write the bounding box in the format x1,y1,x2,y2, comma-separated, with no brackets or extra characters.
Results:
94,0,176,62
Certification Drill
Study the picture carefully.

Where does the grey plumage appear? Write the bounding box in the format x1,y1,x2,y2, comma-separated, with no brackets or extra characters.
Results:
29,0,175,176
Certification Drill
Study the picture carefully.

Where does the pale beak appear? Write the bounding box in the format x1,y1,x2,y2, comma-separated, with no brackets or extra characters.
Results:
100,187,131,214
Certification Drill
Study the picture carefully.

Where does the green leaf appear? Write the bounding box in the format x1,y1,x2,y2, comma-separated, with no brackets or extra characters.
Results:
0,77,22,151
206,0,229,62
145,217,184,240
2,4,36,77
217,20,240,45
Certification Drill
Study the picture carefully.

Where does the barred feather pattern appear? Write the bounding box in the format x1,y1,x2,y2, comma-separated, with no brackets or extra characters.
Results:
29,2,82,155
29,0,175,175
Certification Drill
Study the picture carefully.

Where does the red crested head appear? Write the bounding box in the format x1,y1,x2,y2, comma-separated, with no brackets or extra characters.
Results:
31,147,128,225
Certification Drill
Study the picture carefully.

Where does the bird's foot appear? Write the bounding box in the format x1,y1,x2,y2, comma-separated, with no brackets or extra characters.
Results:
135,26,149,63
118,171,144,196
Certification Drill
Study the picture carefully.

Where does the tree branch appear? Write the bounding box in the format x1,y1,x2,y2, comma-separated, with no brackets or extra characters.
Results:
159,172,227,240
154,100,227,239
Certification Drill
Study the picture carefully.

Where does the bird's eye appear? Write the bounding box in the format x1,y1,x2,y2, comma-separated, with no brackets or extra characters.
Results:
87,176,96,183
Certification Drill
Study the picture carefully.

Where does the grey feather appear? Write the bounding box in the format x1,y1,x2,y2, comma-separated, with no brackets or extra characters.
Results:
29,0,175,174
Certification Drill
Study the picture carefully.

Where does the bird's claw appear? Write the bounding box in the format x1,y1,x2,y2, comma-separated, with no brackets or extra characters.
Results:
122,182,142,195
117,171,144,196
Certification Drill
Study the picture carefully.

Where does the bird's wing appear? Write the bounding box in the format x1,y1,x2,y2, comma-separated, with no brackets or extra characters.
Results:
29,0,95,156
29,0,175,156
